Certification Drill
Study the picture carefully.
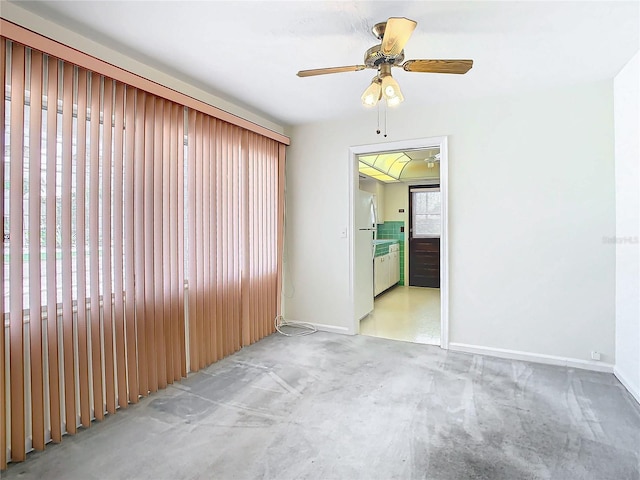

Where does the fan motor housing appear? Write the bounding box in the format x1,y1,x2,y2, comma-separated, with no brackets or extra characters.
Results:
364,45,405,68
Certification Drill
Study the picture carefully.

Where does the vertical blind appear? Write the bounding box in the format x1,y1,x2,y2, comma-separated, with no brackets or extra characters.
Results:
1,37,285,468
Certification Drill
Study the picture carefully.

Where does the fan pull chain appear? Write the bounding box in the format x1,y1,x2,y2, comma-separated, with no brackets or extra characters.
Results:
384,104,388,137
374,102,388,137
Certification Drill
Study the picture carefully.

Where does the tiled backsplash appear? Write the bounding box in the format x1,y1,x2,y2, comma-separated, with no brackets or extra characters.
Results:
377,221,405,286
374,241,395,257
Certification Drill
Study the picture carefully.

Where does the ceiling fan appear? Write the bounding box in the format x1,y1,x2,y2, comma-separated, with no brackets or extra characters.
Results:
297,17,473,108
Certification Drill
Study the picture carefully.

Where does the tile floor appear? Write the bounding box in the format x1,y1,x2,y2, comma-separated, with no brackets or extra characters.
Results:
359,285,441,345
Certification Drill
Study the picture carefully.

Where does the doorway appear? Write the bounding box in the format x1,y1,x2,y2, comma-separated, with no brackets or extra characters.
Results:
349,137,449,348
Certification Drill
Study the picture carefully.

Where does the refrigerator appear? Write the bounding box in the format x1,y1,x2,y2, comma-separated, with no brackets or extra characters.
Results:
355,190,377,320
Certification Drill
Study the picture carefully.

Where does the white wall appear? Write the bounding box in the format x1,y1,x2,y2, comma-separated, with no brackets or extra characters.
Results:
383,183,407,223
0,0,284,135
285,80,616,366
614,52,640,402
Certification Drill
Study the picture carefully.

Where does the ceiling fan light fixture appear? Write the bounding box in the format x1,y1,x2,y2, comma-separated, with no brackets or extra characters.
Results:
361,77,382,107
381,74,404,106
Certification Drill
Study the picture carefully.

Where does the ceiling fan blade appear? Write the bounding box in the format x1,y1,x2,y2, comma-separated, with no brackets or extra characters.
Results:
297,65,366,77
402,59,474,74
381,17,417,56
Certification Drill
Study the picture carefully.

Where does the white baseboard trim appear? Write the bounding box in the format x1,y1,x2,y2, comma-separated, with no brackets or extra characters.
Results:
613,367,640,405
448,342,614,373
282,319,351,335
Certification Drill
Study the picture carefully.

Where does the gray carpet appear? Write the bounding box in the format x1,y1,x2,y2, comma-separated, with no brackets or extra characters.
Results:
4,332,640,479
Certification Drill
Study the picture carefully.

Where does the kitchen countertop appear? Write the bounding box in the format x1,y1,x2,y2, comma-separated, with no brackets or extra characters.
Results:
373,239,399,257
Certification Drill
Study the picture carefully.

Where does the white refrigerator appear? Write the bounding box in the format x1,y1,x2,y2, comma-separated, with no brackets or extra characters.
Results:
355,190,377,320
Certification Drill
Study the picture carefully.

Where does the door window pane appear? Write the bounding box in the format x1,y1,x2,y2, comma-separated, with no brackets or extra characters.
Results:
412,189,440,237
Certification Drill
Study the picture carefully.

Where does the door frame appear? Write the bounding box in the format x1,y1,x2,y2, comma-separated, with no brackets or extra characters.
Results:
349,136,450,349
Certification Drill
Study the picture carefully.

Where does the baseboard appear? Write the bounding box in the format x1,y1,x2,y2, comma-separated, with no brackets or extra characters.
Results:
448,342,614,373
613,367,640,405
282,319,352,335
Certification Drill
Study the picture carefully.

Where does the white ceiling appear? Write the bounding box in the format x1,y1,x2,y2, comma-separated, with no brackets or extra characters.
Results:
10,1,640,127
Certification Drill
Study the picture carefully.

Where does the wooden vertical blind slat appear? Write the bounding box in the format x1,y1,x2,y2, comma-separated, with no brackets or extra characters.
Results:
263,140,269,338
134,90,147,398
234,127,241,351
271,140,278,333
209,120,218,362
230,128,237,350
214,120,224,360
113,81,127,408
1,37,287,468
255,135,262,343
274,141,280,330
259,137,266,340
9,42,26,462
262,138,268,338
143,94,156,394
251,137,258,342
202,116,211,364
45,54,62,444
28,50,45,451
177,106,186,378
169,103,181,381
270,141,276,334
89,72,103,421
153,97,166,390
61,61,76,435
221,122,230,357
124,86,138,403
265,138,271,338
75,68,91,427
246,135,253,344
270,140,276,331
187,109,197,371
252,134,258,344
257,135,263,340
0,36,7,471
217,121,224,357
161,99,172,385
195,113,204,370
240,132,248,347
233,128,241,352
102,77,116,415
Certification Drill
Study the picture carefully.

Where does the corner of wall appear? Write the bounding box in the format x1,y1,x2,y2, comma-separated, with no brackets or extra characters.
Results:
613,50,640,405
614,367,640,405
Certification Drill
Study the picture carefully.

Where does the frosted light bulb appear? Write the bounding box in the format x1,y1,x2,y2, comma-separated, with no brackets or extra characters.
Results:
381,74,404,106
387,96,401,107
361,79,382,107
363,94,377,106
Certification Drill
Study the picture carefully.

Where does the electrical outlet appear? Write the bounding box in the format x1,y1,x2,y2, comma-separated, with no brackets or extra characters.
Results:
591,351,601,361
